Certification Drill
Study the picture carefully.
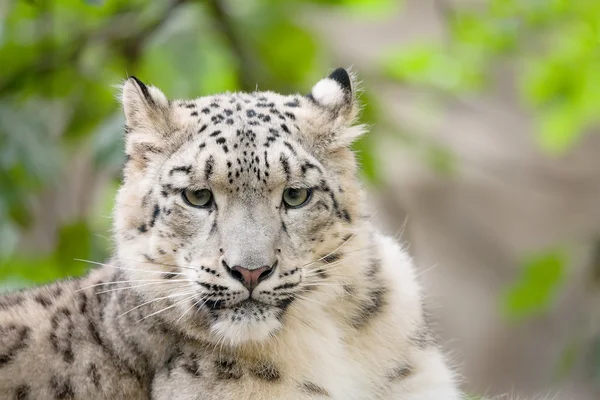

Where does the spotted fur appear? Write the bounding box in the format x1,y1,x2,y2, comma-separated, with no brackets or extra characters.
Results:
0,68,461,399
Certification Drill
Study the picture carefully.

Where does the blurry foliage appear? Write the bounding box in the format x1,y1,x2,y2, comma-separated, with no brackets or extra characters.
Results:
502,249,567,321
379,0,600,381
382,0,600,154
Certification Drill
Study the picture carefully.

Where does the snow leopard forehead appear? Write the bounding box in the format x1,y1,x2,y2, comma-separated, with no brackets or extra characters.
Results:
163,91,325,197
120,68,366,196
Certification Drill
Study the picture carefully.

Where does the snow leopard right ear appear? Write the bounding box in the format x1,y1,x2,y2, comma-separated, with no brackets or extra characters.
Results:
305,68,365,150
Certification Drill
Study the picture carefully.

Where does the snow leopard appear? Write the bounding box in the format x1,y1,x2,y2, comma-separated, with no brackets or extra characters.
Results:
0,68,462,399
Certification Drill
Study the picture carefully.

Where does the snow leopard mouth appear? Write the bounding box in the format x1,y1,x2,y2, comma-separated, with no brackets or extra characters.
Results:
197,297,294,313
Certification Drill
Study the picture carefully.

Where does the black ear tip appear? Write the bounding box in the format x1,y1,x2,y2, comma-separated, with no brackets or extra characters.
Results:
129,76,146,88
328,68,352,92
127,76,154,103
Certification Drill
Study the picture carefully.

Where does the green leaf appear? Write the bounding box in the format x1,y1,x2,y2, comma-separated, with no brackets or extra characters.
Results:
502,249,567,321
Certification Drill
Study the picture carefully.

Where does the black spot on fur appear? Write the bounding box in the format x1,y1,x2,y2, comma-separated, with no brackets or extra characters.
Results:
204,156,215,180
149,204,160,228
88,363,101,388
49,308,75,363
341,209,352,223
314,268,328,279
210,130,222,137
388,364,413,381
138,224,148,233
284,98,300,107
77,292,88,315
216,137,226,144
283,141,296,155
210,221,218,235
198,124,208,134
322,253,341,263
300,382,331,397
281,124,290,133
215,358,243,380
0,295,24,309
34,294,52,308
162,272,178,280
250,361,281,382
351,285,387,329
0,325,30,368
50,375,75,399
14,385,30,400
411,323,437,350
280,155,291,181
169,165,192,176
276,297,294,310
366,258,381,278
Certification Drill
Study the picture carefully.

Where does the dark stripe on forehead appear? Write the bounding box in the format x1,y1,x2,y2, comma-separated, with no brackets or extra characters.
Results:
283,141,297,156
169,165,192,176
280,155,291,181
205,156,215,180
301,162,322,176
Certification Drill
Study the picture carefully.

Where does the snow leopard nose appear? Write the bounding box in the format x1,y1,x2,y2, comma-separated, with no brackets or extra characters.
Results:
223,261,277,292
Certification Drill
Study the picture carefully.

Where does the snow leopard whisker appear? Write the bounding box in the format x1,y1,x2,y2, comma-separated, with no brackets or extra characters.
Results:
136,295,197,323
77,279,188,292
304,250,373,277
303,212,378,269
303,243,376,271
118,289,198,318
176,294,212,323
302,282,344,288
293,294,328,308
118,256,197,271
95,280,190,294
74,258,188,276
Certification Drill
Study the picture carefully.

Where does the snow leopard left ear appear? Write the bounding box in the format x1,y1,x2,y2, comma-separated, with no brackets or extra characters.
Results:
120,77,175,171
306,68,365,149
121,76,170,131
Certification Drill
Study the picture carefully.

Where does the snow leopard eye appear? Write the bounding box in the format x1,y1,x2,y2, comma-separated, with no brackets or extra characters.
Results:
282,188,312,208
183,189,213,208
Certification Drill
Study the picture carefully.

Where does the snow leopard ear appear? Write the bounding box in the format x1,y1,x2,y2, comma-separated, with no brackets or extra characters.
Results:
120,77,174,171
306,68,365,149
121,76,170,131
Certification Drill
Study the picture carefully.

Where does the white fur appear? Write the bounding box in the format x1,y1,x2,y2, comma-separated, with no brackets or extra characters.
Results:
311,78,346,107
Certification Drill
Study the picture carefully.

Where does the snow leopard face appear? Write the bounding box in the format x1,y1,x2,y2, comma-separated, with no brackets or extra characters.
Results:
115,68,366,345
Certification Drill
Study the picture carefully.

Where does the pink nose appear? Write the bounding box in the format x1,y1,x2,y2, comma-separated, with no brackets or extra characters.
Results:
228,265,274,291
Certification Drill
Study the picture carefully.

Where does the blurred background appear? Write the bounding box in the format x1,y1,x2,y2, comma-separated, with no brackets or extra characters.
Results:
1,0,599,398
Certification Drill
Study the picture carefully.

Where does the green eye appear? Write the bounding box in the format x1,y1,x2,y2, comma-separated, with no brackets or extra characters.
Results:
282,188,312,208
183,189,213,208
